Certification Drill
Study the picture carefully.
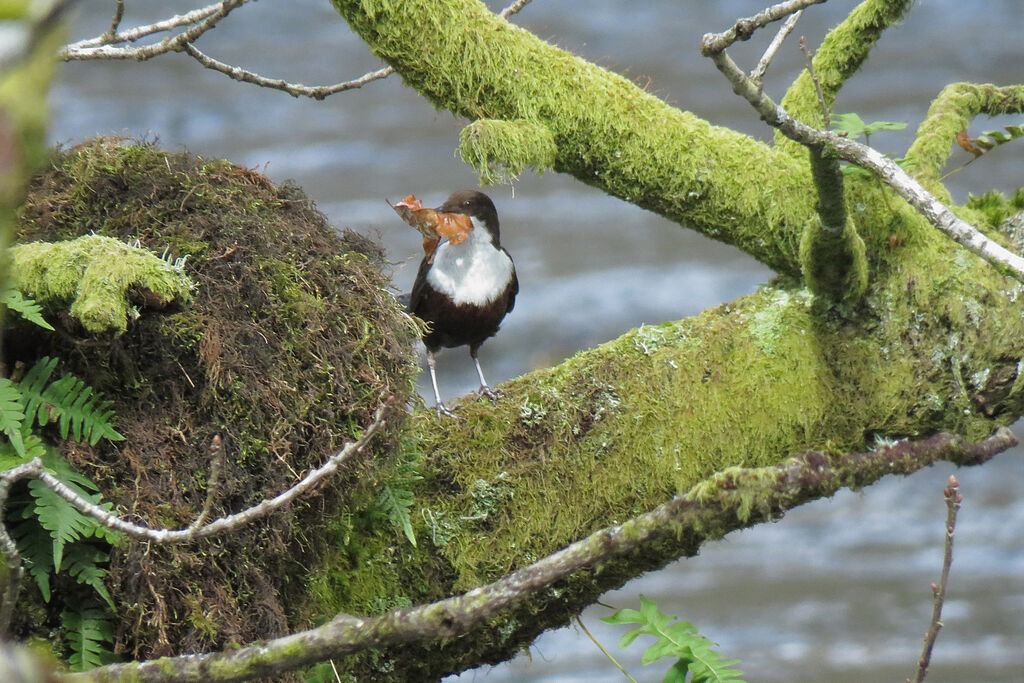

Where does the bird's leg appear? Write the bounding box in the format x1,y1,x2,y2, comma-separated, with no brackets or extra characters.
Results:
427,350,463,420
471,347,501,404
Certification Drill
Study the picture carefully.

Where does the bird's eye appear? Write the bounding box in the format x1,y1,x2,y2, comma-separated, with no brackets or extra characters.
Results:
463,200,471,206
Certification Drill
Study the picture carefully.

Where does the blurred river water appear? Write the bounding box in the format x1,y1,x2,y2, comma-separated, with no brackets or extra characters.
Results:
50,1,1023,680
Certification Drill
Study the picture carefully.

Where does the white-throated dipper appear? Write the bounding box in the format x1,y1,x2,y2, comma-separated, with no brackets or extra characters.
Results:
405,190,518,418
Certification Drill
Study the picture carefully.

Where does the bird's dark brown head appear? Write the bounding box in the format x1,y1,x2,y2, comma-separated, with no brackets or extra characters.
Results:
437,190,501,245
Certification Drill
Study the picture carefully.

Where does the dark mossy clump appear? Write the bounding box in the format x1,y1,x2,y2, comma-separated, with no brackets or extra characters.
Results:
10,137,420,660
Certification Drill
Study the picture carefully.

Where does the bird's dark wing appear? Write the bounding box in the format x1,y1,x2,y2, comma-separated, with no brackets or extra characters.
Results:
405,257,433,314
504,250,518,316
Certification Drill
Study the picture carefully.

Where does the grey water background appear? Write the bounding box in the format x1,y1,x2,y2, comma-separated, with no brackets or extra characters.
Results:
50,1,1023,680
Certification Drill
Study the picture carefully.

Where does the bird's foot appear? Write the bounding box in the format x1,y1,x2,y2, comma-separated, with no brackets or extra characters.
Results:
435,401,465,421
477,384,502,404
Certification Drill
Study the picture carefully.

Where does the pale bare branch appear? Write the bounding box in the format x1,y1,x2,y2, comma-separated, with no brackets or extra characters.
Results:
182,43,394,100
63,0,536,99
0,402,389,546
60,0,246,61
750,9,803,84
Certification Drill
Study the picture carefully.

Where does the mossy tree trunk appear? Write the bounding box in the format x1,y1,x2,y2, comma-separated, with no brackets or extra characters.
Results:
303,0,1024,678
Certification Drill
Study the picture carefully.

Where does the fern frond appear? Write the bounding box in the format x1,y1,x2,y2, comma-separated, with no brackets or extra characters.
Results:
61,608,115,672
20,356,59,428
19,363,124,445
62,544,115,609
12,515,54,602
0,378,27,457
603,595,744,683
28,478,102,571
377,484,417,547
2,287,55,330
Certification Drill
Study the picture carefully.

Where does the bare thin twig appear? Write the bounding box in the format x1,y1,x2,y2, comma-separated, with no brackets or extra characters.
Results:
750,10,803,84
61,0,246,61
103,0,126,43
911,475,962,683
702,0,826,54
182,44,394,100
187,434,224,531
498,0,534,19
799,36,829,124
1,403,389,546
64,0,535,99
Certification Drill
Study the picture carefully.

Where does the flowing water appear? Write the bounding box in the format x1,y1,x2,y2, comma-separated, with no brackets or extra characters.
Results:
51,1,1023,680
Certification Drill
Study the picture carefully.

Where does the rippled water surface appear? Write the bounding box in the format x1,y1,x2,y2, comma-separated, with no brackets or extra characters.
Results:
51,1,1023,680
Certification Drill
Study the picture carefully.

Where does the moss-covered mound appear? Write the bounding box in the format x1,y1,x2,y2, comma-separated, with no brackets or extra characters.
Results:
10,138,420,659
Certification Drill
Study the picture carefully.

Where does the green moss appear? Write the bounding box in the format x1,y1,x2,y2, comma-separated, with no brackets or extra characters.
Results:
777,0,915,154
10,235,194,334
458,118,556,185
798,214,868,303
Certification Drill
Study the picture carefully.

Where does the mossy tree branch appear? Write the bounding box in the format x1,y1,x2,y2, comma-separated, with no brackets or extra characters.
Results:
67,428,1015,682
905,83,1024,200
332,0,817,276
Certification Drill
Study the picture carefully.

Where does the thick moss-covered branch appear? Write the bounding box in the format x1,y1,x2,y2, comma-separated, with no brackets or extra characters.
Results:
333,0,816,276
67,428,1015,682
905,83,1024,199
9,235,194,334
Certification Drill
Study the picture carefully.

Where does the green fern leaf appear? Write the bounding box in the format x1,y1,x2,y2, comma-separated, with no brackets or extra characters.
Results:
12,515,54,602
22,367,124,445
603,595,744,683
0,424,47,467
62,544,115,609
377,484,417,547
20,356,59,428
0,378,27,457
62,608,114,672
2,287,55,330
28,478,101,571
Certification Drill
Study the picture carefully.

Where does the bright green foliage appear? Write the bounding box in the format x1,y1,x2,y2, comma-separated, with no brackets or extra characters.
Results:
0,377,27,455
18,357,124,445
374,451,423,547
0,446,121,602
603,595,743,683
829,112,912,179
61,608,115,672
2,286,54,330
831,112,907,141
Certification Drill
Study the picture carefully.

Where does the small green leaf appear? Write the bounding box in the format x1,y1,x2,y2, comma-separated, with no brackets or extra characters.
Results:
0,378,26,457
1,287,54,330
377,484,417,547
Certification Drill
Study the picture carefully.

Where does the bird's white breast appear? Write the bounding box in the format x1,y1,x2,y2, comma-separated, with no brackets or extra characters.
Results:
426,218,514,307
